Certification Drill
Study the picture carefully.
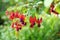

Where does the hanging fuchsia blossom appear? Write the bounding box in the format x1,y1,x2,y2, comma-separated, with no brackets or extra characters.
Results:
19,14,26,25
50,3,59,15
29,16,36,28
36,17,42,27
11,22,23,31
15,11,19,18
29,16,42,28
5,10,43,31
9,11,15,20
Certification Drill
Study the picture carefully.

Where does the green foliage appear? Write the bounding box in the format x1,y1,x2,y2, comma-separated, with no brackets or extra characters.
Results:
0,14,60,40
55,3,60,14
0,0,60,40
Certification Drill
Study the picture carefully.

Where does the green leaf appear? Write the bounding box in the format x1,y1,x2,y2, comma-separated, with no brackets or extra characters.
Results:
55,4,60,14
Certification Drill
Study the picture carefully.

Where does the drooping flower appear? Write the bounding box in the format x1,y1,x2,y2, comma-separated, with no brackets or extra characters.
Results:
15,23,23,31
29,16,36,28
9,11,15,20
20,14,25,21
36,17,42,27
11,22,15,28
11,22,23,31
19,14,26,25
15,11,19,18
50,2,58,15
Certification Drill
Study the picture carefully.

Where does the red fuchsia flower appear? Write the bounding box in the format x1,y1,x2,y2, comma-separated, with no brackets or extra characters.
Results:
29,16,36,28
11,22,15,28
11,22,18,28
11,22,23,31
9,11,20,20
9,11,15,20
36,17,42,27
20,14,25,21
16,23,23,31
16,26,20,31
50,3,58,15
15,11,19,18
19,14,26,25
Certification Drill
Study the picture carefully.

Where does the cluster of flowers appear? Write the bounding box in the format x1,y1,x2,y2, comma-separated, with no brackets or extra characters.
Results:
6,11,26,31
6,10,42,31
30,16,42,28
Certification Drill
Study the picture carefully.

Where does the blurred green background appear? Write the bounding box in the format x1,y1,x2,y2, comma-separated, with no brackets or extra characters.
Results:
0,0,60,40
